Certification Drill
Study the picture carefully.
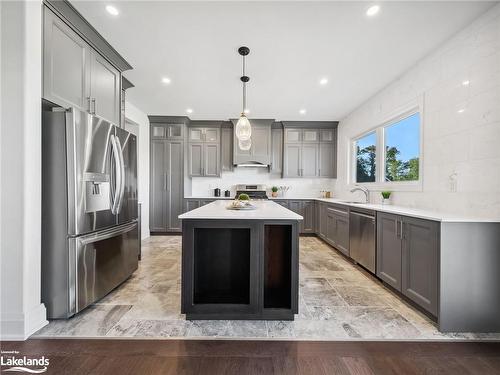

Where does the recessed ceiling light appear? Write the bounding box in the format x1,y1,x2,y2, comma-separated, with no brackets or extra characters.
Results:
106,5,119,16
366,5,380,17
458,108,465,114
186,108,193,114
462,80,470,86
299,109,307,115
161,77,171,84
319,78,328,85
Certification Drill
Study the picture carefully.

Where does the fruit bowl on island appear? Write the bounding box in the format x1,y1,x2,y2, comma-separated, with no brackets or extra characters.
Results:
226,193,256,210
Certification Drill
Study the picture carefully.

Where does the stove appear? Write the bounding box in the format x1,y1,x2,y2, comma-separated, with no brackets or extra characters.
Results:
235,184,269,200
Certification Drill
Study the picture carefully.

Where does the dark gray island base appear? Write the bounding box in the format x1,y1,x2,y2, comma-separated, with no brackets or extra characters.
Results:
179,201,302,320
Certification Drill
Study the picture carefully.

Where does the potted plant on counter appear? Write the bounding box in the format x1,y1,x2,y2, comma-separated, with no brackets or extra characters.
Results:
271,186,279,198
381,191,392,205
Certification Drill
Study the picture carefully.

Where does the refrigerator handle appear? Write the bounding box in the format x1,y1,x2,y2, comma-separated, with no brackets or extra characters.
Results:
79,222,137,245
115,135,126,214
110,135,122,214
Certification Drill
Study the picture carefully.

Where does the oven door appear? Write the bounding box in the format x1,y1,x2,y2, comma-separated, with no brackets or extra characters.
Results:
69,221,139,315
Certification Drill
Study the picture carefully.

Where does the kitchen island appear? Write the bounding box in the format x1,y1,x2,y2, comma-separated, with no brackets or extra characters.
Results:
179,200,302,320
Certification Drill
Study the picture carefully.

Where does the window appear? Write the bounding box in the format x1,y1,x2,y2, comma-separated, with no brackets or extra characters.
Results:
384,113,420,182
355,132,377,183
351,110,421,187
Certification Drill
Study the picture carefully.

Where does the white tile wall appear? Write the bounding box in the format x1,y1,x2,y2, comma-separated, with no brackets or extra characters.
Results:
335,4,500,218
190,169,336,198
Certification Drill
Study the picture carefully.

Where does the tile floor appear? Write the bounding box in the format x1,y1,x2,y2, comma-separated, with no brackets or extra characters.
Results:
34,236,500,340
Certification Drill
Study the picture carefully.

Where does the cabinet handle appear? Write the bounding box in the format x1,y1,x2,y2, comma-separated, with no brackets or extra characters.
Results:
401,221,405,239
91,98,96,114
164,172,167,191
86,97,91,113
395,219,400,238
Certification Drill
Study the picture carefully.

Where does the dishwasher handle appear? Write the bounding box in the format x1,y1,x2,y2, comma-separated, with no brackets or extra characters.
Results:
350,211,375,222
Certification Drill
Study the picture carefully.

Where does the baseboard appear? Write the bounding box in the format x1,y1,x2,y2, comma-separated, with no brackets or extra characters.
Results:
1,303,48,340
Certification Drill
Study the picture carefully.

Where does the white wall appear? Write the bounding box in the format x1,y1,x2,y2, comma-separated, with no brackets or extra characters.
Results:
125,101,150,240
336,4,500,218
190,170,336,198
0,0,48,340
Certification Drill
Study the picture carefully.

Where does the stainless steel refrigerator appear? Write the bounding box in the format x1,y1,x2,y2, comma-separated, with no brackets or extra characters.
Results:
42,104,139,319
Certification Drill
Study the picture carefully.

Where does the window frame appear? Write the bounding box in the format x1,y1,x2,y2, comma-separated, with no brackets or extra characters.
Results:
349,102,424,191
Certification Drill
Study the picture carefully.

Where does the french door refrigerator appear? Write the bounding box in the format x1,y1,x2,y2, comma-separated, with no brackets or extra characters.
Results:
42,104,138,318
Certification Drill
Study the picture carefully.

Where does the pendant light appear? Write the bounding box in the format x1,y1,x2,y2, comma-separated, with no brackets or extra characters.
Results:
235,46,251,142
238,138,252,151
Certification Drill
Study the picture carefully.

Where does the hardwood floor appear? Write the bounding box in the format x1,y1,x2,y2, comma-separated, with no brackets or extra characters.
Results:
2,339,500,374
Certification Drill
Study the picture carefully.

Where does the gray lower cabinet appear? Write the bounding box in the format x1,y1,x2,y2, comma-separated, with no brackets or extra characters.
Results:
150,140,183,232
43,6,121,124
184,199,215,213
288,200,315,234
377,212,403,290
325,205,349,256
377,212,439,316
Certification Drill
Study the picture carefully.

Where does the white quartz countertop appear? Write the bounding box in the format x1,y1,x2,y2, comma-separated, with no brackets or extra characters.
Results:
179,200,303,220
314,198,500,223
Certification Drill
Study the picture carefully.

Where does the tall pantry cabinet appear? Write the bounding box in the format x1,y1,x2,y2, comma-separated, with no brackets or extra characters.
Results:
149,119,186,232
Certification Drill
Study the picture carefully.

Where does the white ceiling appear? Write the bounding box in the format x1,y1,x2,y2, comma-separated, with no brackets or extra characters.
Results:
73,1,495,121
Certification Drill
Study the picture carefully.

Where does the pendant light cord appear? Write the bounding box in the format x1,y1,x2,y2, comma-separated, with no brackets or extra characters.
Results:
242,55,246,113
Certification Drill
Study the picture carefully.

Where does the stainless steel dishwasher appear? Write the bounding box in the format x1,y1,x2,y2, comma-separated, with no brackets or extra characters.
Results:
349,209,376,274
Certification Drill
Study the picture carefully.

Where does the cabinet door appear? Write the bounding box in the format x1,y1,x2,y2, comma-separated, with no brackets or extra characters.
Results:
43,7,90,111
318,142,335,178
150,140,167,232
251,125,271,162
151,124,167,139
285,129,302,143
90,51,120,124
189,128,204,142
402,217,439,316
200,200,214,206
283,144,301,177
320,129,334,142
221,127,233,171
377,212,402,291
166,141,183,232
319,204,327,238
334,214,350,256
270,128,283,173
185,199,200,212
326,212,336,246
301,144,319,177
204,128,220,143
204,144,220,177
302,201,315,233
288,201,304,233
302,129,319,143
167,124,184,139
188,143,204,177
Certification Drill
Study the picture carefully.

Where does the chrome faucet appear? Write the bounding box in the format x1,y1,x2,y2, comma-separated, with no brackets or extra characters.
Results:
350,185,370,203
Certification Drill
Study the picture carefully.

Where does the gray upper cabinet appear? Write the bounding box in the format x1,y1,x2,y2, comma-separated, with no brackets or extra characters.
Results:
188,143,204,177
43,7,121,125
221,126,233,171
151,123,184,140
301,144,319,177
401,216,439,316
377,212,402,290
89,51,120,124
188,127,221,177
283,144,301,177
282,126,336,178
319,142,335,178
43,7,90,111
270,128,283,173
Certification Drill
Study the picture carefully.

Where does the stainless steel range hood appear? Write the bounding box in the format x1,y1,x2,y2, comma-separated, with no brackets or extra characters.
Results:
231,119,274,167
